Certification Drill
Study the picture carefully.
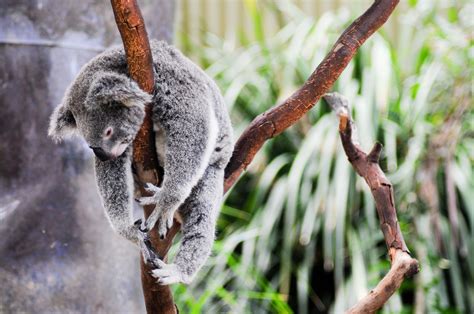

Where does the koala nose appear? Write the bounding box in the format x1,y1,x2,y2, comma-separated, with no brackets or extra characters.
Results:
90,146,111,161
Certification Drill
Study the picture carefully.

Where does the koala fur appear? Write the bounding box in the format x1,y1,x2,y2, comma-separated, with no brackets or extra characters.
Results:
48,40,233,285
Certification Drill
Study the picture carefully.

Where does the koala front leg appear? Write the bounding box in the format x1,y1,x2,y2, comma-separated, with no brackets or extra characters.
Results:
94,150,143,245
95,151,162,265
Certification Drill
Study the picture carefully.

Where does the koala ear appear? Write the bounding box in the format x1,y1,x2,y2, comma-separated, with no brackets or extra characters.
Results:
48,104,77,142
86,72,152,109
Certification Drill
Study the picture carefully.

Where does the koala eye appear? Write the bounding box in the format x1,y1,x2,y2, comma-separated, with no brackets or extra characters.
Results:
104,127,113,139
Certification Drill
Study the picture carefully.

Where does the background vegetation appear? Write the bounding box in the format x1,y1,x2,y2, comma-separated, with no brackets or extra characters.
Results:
171,0,473,312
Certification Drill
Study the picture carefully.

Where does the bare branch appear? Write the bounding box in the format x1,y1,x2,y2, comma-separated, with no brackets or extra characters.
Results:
324,92,419,313
224,0,400,192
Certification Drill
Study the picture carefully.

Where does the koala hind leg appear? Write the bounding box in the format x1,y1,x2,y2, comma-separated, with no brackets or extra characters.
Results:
151,164,223,285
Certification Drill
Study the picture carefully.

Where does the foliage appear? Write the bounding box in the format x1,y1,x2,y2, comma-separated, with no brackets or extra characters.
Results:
173,0,473,312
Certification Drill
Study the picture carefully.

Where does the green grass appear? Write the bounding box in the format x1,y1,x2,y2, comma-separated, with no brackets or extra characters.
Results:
173,0,473,312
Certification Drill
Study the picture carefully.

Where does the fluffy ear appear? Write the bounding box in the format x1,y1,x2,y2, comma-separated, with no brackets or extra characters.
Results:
86,71,152,109
48,104,77,142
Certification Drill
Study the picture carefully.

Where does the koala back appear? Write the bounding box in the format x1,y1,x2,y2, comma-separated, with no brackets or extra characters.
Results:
149,41,233,168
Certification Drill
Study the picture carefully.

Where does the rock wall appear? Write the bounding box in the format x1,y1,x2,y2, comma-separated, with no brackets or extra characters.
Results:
0,1,174,312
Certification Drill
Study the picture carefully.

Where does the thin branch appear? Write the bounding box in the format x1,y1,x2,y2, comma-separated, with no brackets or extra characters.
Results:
323,93,419,314
224,0,400,192
110,1,178,313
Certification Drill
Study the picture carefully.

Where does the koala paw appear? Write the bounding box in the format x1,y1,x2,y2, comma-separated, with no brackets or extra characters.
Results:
156,210,175,239
136,183,161,206
135,224,162,265
150,260,190,285
140,209,174,239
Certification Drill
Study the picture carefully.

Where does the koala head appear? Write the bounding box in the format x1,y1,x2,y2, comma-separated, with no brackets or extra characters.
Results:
49,71,151,161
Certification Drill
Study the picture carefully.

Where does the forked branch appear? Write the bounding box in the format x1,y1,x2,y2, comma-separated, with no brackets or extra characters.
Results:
323,93,419,314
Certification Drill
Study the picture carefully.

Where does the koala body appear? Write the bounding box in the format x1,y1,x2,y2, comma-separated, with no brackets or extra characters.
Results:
49,40,233,284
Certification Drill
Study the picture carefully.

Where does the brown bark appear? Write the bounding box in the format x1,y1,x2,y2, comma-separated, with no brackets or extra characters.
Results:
109,0,401,312
348,248,419,314
224,0,400,192
323,93,419,314
110,1,178,313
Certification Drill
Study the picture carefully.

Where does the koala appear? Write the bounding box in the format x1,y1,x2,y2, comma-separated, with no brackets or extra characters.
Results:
48,40,233,285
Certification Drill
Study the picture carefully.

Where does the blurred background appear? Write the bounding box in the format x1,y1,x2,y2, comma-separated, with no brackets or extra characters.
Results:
1,0,472,313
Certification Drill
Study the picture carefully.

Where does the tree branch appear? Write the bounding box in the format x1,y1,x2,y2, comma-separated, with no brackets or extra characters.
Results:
224,0,400,192
110,1,178,313
323,93,419,314
349,248,419,314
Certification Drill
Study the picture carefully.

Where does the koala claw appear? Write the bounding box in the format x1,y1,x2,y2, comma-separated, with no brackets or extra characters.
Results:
137,230,163,267
156,211,174,239
134,218,149,233
144,182,161,194
151,257,166,269
136,183,161,206
136,196,158,206
151,262,189,285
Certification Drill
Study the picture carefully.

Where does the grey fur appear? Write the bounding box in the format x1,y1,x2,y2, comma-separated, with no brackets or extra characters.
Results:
48,40,233,284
